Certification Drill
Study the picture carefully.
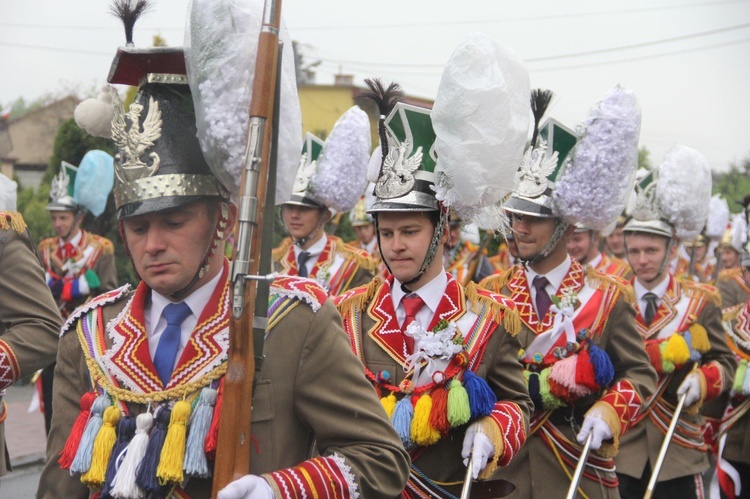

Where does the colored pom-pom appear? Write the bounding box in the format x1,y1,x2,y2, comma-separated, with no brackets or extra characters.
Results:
85,269,102,290
549,354,579,392
526,371,543,412
455,351,470,367
136,407,171,495
411,394,440,446
70,393,110,474
663,334,690,366
688,323,711,353
532,352,543,364
645,341,662,373
574,348,598,391
376,370,391,384
157,400,191,485
540,369,566,410
463,369,497,419
734,359,748,394
577,329,590,341
101,415,136,498
71,278,81,300
429,385,450,435
589,343,615,387
81,405,121,486
446,379,471,427
61,280,73,302
658,341,675,373
399,378,415,394
58,391,97,469
381,392,397,419
110,412,153,498
184,388,218,479
391,397,414,446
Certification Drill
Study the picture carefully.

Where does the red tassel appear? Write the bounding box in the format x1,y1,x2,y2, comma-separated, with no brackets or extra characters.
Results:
428,385,450,436
58,391,97,469
548,376,570,400
61,279,73,302
645,341,662,374
204,380,224,460
575,349,598,391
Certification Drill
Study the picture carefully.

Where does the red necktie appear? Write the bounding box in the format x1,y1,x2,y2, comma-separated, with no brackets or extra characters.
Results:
401,294,425,353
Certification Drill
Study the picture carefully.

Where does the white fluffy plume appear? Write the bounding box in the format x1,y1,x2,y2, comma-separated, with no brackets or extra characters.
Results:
74,86,116,138
554,85,641,230
432,33,530,226
705,195,729,239
657,144,712,242
311,106,371,213
185,0,302,201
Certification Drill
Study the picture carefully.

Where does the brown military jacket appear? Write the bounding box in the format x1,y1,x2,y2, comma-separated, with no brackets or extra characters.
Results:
718,267,750,310
38,229,118,318
272,235,375,297
615,276,736,483
38,266,408,497
720,302,750,466
336,272,532,497
481,259,657,499
0,213,62,475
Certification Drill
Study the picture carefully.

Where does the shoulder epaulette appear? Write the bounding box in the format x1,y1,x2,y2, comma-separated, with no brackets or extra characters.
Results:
586,267,635,305
330,235,378,272
272,238,293,261
88,233,115,255
466,282,521,335
60,284,132,336
0,211,26,234
722,303,745,322
718,268,740,282
680,278,722,307
334,277,382,314
270,275,328,313
37,237,56,252
478,268,514,294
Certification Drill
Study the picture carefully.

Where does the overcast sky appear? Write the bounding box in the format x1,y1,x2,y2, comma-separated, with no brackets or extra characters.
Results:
3,0,749,172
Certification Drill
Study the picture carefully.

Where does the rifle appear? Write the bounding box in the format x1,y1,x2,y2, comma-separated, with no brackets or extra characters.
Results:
565,433,592,499
211,0,284,495
463,232,492,287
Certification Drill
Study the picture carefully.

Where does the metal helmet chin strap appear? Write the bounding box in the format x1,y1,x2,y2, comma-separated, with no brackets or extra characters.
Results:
623,232,674,285
375,209,448,291
516,218,569,269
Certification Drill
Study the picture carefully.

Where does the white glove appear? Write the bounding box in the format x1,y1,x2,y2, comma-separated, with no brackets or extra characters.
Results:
576,411,612,450
677,372,702,407
461,422,495,479
217,474,274,499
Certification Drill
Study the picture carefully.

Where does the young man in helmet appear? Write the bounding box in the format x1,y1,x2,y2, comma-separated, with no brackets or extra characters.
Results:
615,158,735,499
567,223,631,279
335,93,532,497
38,42,407,498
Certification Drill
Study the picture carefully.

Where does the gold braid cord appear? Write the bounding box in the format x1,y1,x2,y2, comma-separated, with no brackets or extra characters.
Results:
585,267,635,305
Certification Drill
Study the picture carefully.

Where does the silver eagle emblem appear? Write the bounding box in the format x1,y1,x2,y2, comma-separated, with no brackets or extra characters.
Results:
111,92,163,183
292,153,318,194
516,140,559,199
375,141,423,199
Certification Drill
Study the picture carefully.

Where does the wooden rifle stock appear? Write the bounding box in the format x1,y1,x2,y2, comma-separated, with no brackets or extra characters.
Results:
211,0,283,495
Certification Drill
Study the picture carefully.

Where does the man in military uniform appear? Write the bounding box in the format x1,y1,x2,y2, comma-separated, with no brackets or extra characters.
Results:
567,224,632,278
37,158,118,434
604,215,628,260
336,94,532,497
273,132,377,296
38,36,408,497
0,173,61,476
718,218,750,309
482,94,656,498
615,153,736,498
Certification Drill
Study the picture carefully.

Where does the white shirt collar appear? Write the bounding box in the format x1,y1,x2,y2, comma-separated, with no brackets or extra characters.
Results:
293,233,327,260
633,273,670,302
525,255,572,294
587,252,603,269
392,270,448,318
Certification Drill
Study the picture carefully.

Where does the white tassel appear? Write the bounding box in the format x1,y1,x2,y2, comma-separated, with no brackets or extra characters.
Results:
110,412,153,499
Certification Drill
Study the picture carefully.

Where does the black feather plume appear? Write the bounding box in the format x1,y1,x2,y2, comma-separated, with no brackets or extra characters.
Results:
360,78,404,166
110,0,152,46
530,89,553,148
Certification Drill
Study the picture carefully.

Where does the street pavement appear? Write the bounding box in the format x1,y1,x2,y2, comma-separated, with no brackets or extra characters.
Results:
0,383,47,498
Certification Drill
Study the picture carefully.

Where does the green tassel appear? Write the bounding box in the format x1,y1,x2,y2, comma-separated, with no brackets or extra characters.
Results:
447,379,470,427
85,269,101,289
734,359,748,393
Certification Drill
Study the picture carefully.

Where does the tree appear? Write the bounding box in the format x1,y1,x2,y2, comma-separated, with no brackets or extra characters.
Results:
713,156,750,213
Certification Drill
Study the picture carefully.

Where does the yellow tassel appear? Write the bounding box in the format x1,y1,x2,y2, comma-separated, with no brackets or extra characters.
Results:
411,394,440,446
381,393,397,419
663,334,691,366
81,405,121,487
689,323,711,353
156,400,191,485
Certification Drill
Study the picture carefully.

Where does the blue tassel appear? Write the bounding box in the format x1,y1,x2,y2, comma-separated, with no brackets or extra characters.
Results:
183,387,218,478
70,393,110,474
49,278,63,299
136,406,171,495
682,332,702,362
71,278,81,299
391,397,414,446
463,369,497,419
589,344,615,387
100,415,135,498
527,372,543,413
